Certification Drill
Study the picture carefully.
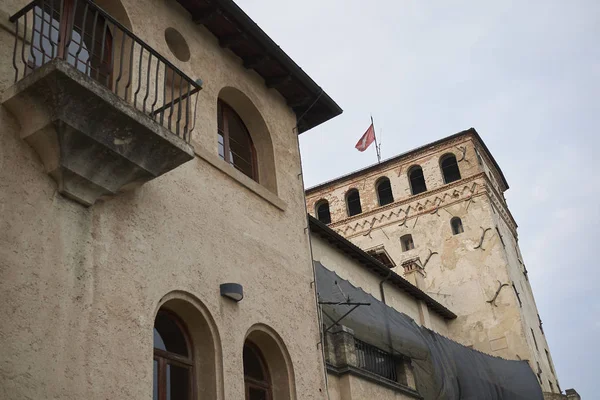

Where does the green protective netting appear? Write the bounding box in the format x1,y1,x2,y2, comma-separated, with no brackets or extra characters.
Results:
316,262,543,400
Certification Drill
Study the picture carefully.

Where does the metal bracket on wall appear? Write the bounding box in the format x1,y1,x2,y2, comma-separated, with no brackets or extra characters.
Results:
420,249,439,268
320,301,371,333
363,218,377,238
474,227,492,250
487,280,509,307
465,196,476,211
456,146,469,163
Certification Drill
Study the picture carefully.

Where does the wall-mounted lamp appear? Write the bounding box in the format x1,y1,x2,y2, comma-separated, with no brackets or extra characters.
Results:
220,283,244,302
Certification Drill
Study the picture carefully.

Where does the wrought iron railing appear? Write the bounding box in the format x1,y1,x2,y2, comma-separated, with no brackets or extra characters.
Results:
9,0,201,142
354,338,398,382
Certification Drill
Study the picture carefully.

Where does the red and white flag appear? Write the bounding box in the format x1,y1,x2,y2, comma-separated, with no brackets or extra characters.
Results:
355,123,375,152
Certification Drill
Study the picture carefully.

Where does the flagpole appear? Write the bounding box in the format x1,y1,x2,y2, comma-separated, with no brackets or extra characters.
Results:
371,115,381,163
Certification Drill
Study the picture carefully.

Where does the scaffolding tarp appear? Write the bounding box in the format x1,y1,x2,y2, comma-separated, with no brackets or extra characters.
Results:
315,262,543,400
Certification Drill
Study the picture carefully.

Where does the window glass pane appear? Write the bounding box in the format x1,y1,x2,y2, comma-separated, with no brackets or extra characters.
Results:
153,360,159,400
167,364,190,400
226,111,254,179
31,7,60,68
218,132,225,159
243,345,265,381
248,387,268,400
154,313,188,357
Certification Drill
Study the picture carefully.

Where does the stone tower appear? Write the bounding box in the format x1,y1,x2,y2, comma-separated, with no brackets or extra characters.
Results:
306,128,561,394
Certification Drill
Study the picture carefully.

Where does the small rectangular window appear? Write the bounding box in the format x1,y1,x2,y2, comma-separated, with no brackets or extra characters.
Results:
401,234,414,252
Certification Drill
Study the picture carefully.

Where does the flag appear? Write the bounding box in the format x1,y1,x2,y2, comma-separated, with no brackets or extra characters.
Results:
355,123,375,152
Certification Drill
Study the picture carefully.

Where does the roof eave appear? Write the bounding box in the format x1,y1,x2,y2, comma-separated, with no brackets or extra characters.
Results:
175,0,342,133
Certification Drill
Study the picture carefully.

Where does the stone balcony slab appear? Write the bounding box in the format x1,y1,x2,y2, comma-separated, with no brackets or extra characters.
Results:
2,59,195,206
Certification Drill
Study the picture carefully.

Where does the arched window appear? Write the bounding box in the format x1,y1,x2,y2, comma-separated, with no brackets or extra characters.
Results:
400,234,414,252
154,310,194,400
408,166,427,195
315,200,331,224
218,100,258,181
244,342,272,400
376,177,394,206
441,154,461,184
451,217,464,235
346,189,362,217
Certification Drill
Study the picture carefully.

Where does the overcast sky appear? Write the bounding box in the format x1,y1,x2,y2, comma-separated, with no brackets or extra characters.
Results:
237,0,599,396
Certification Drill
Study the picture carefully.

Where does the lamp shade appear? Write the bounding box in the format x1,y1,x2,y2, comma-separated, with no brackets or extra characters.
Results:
220,283,244,302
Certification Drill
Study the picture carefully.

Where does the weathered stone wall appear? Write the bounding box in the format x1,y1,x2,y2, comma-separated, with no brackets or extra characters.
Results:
0,1,327,399
306,132,560,394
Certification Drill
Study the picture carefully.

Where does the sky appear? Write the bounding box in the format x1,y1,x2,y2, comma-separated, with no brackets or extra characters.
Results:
236,0,600,396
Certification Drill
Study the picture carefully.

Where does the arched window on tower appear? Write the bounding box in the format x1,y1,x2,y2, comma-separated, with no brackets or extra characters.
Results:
153,310,194,400
346,189,362,217
408,166,427,195
376,177,394,206
440,154,461,184
451,217,464,235
218,99,258,181
244,342,272,400
315,200,331,224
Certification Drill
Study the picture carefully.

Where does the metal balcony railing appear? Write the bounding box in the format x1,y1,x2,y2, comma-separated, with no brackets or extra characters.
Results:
9,0,201,142
354,338,398,382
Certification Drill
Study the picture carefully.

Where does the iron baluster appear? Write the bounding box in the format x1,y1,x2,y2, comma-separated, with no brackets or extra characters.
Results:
115,28,126,96
142,52,152,113
124,37,134,98
151,57,160,116
86,8,99,76
12,19,19,81
74,1,89,70
176,73,183,136
133,46,143,106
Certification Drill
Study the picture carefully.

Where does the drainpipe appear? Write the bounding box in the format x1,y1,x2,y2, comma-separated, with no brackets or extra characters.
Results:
379,269,392,304
379,270,394,355
295,129,331,400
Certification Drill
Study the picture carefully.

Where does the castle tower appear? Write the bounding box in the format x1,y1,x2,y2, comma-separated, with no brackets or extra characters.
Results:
306,128,561,394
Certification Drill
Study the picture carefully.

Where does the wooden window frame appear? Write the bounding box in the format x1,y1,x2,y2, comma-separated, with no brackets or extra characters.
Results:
244,342,272,400
218,100,258,181
154,310,195,400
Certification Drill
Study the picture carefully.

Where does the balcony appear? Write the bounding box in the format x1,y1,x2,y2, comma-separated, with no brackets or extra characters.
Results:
2,0,201,205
